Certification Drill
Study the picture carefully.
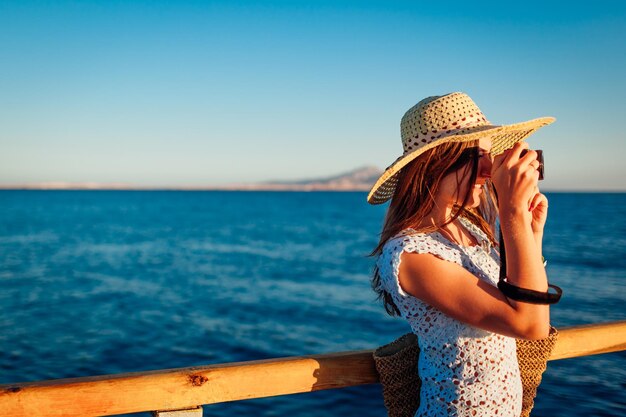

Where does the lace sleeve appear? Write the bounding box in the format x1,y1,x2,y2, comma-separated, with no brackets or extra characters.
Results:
378,232,463,298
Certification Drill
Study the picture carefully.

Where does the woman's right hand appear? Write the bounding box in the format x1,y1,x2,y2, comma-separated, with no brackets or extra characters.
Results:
491,141,542,223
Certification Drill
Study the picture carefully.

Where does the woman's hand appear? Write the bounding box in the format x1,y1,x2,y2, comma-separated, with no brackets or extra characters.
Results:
491,141,542,224
529,187,549,235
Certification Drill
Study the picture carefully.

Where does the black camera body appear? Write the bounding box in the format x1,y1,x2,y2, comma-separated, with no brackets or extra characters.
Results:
520,149,544,180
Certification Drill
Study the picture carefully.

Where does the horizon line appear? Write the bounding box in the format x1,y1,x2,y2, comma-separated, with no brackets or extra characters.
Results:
0,185,623,193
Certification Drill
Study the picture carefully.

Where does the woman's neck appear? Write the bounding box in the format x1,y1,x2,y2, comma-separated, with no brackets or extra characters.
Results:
419,205,478,247
422,204,458,228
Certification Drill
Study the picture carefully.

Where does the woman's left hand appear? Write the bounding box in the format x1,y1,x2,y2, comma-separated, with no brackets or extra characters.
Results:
528,188,548,234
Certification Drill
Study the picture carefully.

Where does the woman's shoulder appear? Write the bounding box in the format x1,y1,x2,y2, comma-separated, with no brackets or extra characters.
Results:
458,215,491,243
382,228,430,251
382,228,461,261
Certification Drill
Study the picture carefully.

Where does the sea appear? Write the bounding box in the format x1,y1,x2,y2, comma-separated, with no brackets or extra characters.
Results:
0,190,625,417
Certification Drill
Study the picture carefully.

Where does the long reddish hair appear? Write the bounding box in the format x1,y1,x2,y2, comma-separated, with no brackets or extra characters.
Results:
371,139,499,316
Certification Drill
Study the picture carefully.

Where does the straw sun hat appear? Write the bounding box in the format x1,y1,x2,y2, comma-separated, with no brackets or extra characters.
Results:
367,92,555,205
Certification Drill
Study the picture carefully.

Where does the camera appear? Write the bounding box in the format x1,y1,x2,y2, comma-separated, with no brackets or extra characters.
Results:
520,149,544,180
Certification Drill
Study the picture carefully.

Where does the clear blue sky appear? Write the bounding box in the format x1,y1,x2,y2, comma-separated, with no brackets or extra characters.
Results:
1,0,625,190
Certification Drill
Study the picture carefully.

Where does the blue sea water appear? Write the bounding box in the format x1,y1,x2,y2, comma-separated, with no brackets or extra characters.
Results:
0,190,625,417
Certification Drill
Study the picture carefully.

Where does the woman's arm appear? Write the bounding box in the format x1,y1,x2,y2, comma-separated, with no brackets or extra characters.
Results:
397,206,549,340
534,232,543,257
397,141,550,340
499,208,550,339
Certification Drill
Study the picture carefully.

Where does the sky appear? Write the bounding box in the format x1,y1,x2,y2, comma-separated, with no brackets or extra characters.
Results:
1,0,625,191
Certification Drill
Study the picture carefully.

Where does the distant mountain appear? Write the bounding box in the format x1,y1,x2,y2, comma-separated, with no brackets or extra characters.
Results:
224,166,383,191
0,166,384,191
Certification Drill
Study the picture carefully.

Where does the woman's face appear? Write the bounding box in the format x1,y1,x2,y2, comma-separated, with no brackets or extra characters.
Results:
439,137,493,208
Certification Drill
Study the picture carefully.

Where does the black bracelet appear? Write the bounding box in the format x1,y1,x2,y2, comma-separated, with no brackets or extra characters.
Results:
497,278,563,305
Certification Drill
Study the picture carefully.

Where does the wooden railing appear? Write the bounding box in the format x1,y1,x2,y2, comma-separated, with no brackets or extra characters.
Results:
2,320,625,417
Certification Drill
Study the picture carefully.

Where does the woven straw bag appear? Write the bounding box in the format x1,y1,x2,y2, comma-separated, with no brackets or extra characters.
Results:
373,333,421,417
516,325,559,417
373,327,558,417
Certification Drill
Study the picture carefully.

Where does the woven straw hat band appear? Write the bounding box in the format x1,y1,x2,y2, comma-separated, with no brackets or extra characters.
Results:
367,92,555,205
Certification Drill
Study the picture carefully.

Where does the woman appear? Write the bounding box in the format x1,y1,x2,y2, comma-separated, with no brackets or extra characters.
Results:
369,92,553,417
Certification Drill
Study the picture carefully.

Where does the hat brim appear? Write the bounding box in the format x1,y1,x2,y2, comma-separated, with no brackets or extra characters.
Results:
367,117,555,205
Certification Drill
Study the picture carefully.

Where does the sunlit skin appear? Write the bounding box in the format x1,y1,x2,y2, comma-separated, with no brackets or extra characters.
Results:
399,140,551,340
416,137,493,246
418,137,547,248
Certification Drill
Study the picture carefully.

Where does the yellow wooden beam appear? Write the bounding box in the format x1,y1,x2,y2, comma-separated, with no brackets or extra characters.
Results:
153,405,203,416
549,320,626,359
1,320,624,417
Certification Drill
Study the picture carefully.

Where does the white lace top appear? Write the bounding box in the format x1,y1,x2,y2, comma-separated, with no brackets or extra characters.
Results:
376,216,523,417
